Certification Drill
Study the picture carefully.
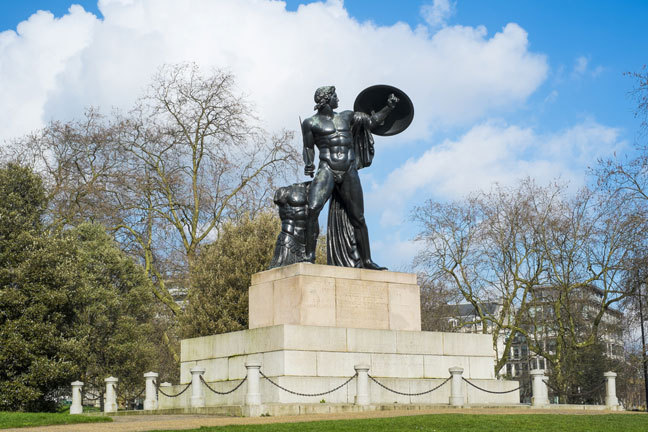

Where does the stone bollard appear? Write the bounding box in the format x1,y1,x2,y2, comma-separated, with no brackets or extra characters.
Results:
245,361,262,406
530,369,549,407
190,367,206,408
104,377,118,413
70,381,83,414
604,371,619,409
143,372,158,410
449,367,464,406
354,364,370,406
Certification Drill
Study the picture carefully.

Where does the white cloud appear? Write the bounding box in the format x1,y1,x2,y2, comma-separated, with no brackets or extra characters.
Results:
574,55,589,76
0,0,548,146
544,90,558,104
572,55,603,79
372,234,423,272
370,120,625,227
0,6,97,143
420,0,455,28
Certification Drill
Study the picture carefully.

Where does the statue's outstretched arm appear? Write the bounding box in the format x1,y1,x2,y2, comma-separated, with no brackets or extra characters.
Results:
366,93,399,131
302,119,315,177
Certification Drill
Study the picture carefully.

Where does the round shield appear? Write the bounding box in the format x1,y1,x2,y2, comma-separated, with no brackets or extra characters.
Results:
353,84,414,136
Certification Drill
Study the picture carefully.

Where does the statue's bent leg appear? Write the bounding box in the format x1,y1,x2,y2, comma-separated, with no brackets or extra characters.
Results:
337,168,386,270
305,166,335,262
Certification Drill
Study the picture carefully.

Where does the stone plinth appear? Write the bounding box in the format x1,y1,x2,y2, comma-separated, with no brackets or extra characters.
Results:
249,263,421,331
162,324,519,408
162,266,520,411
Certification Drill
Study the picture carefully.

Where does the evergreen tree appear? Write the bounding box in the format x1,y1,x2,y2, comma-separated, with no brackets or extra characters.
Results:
0,164,83,411
71,223,157,408
0,165,159,411
181,212,279,337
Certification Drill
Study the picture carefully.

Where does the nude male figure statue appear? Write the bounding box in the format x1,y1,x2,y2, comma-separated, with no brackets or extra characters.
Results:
301,86,398,270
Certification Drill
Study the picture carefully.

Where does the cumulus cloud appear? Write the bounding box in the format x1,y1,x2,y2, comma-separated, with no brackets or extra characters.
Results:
420,0,455,28
370,120,625,227
0,0,548,146
0,6,97,143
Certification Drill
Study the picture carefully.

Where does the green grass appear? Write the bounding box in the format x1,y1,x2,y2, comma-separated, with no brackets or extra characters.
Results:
0,411,112,429
151,413,648,432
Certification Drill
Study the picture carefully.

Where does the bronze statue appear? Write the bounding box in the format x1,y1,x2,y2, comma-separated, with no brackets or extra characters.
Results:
303,85,412,270
268,85,413,271
269,181,311,268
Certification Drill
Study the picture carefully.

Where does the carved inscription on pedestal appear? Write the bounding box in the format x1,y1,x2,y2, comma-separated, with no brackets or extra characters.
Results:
300,276,336,326
336,280,389,329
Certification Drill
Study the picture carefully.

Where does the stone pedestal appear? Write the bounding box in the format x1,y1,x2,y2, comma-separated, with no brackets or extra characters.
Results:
249,264,421,331
162,264,520,411
604,371,619,409
449,367,464,406
354,364,370,406
104,377,118,413
143,372,158,410
190,367,206,408
530,369,548,407
70,381,83,414
245,362,262,406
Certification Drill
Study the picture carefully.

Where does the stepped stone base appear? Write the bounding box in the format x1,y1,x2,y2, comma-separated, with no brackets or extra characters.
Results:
160,324,520,408
161,265,519,411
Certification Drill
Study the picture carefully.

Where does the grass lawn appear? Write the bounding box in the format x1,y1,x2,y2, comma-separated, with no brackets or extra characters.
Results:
151,413,648,432
0,411,112,429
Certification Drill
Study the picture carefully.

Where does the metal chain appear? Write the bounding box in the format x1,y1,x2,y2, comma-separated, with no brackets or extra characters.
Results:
133,387,146,399
260,371,357,397
157,382,192,398
368,375,451,396
83,392,101,401
200,375,247,395
542,379,606,398
462,378,521,394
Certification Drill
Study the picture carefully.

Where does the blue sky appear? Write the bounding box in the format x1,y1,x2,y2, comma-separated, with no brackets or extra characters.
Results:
1,1,646,269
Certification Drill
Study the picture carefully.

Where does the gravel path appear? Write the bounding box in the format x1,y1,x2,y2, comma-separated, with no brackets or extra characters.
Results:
4,408,644,432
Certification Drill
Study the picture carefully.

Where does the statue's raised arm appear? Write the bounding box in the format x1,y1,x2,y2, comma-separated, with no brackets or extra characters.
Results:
357,93,400,131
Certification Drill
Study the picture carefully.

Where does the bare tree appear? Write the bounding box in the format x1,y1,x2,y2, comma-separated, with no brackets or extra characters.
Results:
419,276,464,332
594,66,648,408
412,179,644,390
626,65,648,134
6,63,299,359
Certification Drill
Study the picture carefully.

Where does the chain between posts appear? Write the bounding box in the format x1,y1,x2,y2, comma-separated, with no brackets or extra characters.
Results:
83,392,101,401
260,370,357,397
542,379,606,398
156,381,192,398
200,375,248,395
462,377,521,394
368,375,452,396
